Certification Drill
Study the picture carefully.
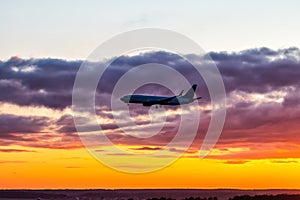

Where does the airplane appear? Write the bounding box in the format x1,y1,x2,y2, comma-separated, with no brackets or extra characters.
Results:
120,84,202,107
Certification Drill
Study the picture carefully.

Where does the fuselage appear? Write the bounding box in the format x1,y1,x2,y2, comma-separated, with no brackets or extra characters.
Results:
120,94,192,106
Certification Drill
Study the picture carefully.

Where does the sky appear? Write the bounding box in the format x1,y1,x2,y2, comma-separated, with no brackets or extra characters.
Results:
1,0,300,189
0,0,300,59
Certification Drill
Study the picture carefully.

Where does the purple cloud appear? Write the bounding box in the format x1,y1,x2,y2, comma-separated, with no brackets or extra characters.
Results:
0,47,300,158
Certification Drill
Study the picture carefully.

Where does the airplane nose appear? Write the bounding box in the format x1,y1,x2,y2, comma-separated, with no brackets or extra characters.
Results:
120,95,130,103
120,96,126,102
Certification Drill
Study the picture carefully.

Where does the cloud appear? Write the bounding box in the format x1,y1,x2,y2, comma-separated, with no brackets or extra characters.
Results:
222,160,250,165
168,147,198,154
0,114,49,134
0,47,300,161
130,146,162,151
0,114,82,149
0,57,80,109
64,166,84,169
212,47,300,94
1,47,299,109
0,149,36,153
270,160,298,164
0,160,26,164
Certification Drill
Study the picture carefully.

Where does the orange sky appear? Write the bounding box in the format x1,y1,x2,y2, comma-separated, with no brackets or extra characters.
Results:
1,145,300,189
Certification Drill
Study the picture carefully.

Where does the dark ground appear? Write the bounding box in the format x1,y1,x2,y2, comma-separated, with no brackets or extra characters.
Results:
0,189,300,200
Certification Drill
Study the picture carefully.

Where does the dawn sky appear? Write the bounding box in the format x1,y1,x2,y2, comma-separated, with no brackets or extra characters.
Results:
0,0,300,190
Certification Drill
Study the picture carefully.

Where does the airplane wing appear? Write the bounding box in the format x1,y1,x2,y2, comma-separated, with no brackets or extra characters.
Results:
156,96,177,104
143,96,177,106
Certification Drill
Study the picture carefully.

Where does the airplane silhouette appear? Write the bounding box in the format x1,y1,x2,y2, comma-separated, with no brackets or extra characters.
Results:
120,84,201,107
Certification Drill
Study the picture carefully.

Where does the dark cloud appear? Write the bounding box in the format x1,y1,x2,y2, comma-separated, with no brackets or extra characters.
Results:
213,47,300,93
0,114,81,149
1,48,299,109
0,57,80,109
1,48,300,157
0,114,48,134
0,47,299,110
55,114,77,133
282,88,300,107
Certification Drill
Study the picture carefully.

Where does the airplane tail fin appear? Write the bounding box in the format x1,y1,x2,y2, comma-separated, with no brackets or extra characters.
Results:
183,84,197,99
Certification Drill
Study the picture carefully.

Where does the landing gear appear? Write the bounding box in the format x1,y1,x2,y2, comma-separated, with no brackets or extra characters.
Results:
155,105,162,109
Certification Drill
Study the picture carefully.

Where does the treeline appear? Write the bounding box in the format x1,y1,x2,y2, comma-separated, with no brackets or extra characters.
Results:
183,197,218,200
145,195,300,200
229,194,300,200
0,190,67,199
145,198,217,200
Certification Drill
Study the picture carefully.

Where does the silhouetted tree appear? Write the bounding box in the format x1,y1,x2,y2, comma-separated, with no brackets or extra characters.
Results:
147,197,175,200
229,194,300,200
184,197,216,200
